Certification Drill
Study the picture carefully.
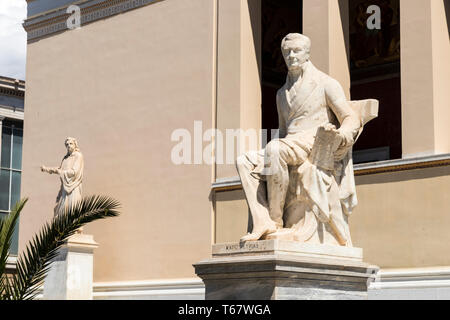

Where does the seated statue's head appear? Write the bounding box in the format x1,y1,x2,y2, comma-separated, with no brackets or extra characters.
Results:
65,137,80,155
281,33,311,71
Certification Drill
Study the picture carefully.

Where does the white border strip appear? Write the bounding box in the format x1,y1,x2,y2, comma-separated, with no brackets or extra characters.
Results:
370,267,450,290
93,278,205,300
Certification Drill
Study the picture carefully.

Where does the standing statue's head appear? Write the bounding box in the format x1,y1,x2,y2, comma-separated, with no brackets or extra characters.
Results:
281,33,311,71
64,137,80,155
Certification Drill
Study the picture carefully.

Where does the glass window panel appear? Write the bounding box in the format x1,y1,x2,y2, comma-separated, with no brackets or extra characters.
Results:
1,127,11,168
11,171,21,209
0,170,10,211
12,128,23,170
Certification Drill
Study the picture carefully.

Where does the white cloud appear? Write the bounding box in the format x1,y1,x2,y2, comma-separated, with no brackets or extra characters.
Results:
0,0,27,80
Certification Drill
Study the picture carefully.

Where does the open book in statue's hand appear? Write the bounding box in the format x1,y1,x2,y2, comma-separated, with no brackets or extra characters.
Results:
308,124,344,171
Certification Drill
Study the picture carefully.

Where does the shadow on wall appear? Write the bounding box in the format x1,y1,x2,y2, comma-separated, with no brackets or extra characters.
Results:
356,166,450,186
445,0,450,35
248,0,262,80
339,0,350,62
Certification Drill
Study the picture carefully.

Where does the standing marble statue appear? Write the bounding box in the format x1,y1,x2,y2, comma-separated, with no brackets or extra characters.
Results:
41,137,84,219
236,33,378,246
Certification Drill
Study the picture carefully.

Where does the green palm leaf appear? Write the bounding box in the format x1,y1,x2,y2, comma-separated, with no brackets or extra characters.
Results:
0,199,27,298
1,195,120,300
0,199,27,277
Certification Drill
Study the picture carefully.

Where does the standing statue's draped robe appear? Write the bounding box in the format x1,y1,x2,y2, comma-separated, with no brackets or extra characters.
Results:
54,150,84,216
237,61,362,245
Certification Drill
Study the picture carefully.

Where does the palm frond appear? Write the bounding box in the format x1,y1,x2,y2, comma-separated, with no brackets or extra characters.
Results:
2,195,120,300
0,199,27,277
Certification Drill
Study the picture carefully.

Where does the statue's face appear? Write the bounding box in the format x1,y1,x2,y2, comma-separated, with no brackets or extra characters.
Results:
282,40,310,71
65,140,76,154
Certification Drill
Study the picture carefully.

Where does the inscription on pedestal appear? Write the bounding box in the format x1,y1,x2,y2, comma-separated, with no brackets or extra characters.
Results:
224,241,269,252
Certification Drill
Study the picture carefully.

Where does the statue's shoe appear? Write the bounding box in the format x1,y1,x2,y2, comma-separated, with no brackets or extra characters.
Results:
264,228,295,241
240,225,277,242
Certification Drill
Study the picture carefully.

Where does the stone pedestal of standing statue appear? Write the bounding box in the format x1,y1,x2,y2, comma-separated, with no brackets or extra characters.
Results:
194,34,379,299
43,234,98,300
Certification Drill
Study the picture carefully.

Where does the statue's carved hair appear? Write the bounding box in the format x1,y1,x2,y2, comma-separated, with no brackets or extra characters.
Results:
281,33,311,54
65,137,80,152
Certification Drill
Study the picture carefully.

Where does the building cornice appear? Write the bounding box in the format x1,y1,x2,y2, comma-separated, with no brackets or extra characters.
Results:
0,106,25,120
0,76,25,99
24,0,163,43
355,153,450,176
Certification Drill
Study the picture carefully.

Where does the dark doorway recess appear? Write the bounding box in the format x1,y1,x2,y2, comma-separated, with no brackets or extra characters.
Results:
261,0,302,143
349,0,402,163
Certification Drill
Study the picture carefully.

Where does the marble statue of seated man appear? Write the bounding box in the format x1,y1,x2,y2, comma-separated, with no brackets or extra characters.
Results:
236,33,378,246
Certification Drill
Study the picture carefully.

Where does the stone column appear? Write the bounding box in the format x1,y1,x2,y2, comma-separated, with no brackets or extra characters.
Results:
43,234,98,300
215,0,262,179
303,0,350,99
400,0,450,157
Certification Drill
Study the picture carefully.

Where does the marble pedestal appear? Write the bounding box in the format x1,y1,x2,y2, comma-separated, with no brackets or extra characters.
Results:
194,240,378,300
43,234,98,300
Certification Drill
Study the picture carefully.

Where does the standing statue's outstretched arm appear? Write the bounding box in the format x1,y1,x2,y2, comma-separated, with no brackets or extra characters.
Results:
41,165,60,175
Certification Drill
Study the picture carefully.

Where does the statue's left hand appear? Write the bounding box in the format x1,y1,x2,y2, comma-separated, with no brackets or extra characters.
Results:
337,129,354,148
334,129,354,160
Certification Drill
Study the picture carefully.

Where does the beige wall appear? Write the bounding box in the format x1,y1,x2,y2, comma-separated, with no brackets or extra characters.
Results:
21,0,215,282
215,166,450,269
352,166,450,268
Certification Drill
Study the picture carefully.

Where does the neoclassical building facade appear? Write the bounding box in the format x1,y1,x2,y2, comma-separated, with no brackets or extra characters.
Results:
0,76,25,258
20,0,450,299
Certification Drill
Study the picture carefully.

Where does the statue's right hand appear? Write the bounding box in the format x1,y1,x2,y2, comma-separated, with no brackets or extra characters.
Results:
322,123,337,132
41,165,48,173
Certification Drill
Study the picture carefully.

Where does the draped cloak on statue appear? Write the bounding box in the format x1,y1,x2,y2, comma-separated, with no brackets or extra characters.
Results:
54,150,84,216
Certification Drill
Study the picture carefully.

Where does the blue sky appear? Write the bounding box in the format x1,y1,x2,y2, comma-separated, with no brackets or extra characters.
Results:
0,0,27,80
